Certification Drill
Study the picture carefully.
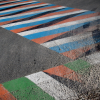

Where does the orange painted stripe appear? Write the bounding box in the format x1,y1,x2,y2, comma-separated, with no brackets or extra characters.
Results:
32,32,66,44
52,12,100,25
61,45,95,60
44,65,80,82
0,0,33,7
0,8,80,25
11,24,40,33
0,84,16,100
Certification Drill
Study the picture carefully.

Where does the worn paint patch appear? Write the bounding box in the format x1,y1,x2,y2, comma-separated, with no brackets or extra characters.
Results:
44,65,80,81
64,59,90,74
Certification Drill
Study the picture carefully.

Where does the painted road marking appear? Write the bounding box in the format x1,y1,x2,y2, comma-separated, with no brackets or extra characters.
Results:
17,16,100,37
2,77,55,100
26,71,78,100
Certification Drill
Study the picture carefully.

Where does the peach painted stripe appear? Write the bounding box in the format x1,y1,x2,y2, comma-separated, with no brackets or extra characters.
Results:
43,65,80,82
0,5,62,17
52,12,100,26
0,0,33,7
0,8,80,26
31,32,66,44
0,84,16,100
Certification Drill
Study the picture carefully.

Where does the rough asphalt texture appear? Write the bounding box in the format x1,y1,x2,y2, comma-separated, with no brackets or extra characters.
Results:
0,0,100,83
0,27,71,83
37,0,100,12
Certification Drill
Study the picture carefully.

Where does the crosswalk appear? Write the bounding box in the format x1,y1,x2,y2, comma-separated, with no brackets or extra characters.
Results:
0,0,100,99
0,0,100,60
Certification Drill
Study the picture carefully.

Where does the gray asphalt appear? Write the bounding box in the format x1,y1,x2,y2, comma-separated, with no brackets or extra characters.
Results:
0,0,100,83
37,0,100,12
0,27,71,83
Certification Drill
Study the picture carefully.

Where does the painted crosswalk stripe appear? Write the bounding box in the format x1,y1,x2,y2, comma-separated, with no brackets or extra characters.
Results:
0,0,24,5
0,84,16,100
50,35,100,53
0,0,100,61
2,76,55,100
26,71,78,100
3,10,87,30
43,65,80,81
6,11,96,33
0,3,54,17
41,33,92,48
64,59,90,74
0,0,37,9
0,6,66,20
0,2,49,14
17,15,100,37
2,8,83,28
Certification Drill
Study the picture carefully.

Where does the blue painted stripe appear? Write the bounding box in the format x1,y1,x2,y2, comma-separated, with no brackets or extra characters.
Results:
23,22,90,40
6,11,94,30
0,2,51,16
0,2,41,10
50,35,100,53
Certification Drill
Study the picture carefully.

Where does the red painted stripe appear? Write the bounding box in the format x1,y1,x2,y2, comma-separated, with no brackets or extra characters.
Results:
44,65,80,82
0,84,16,100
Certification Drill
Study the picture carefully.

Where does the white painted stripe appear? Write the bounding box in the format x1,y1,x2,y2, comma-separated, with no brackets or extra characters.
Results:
41,32,92,48
26,71,52,84
2,10,86,27
17,15,100,36
0,6,66,20
86,52,100,64
0,1,37,8
0,0,21,5
0,3,49,14
26,71,78,100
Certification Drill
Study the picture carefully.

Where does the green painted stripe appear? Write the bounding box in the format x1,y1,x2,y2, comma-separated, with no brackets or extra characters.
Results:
3,77,55,100
64,59,90,74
